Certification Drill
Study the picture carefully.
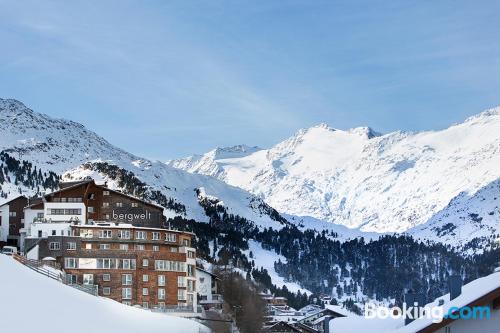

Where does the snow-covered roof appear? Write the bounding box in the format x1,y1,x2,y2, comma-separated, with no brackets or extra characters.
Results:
329,271,500,333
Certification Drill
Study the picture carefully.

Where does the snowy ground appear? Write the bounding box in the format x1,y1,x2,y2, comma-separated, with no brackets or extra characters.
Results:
243,240,311,295
0,255,211,333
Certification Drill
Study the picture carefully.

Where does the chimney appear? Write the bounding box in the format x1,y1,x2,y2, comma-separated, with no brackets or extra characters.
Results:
449,275,462,300
404,293,425,325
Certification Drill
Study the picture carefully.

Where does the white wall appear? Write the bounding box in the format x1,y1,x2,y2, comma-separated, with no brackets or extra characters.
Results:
196,269,213,302
0,204,9,243
29,222,72,238
45,202,86,223
24,208,44,231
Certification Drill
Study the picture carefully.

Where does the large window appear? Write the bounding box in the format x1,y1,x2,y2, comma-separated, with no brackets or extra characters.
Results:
165,233,177,243
155,260,186,272
49,242,60,250
97,258,115,269
122,274,132,286
158,288,165,300
177,289,186,301
99,230,112,238
64,258,77,269
118,230,131,239
136,231,146,240
121,259,136,270
158,275,166,286
122,288,132,300
177,276,186,288
50,208,82,215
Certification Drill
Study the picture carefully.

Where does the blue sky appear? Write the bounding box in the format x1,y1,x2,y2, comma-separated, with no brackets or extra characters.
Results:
1,0,499,160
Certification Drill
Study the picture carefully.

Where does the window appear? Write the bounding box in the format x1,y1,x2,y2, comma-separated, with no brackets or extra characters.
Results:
122,259,136,270
136,231,146,240
122,301,131,306
51,230,56,236
103,202,109,208
103,190,110,196
187,265,195,277
182,239,190,246
80,229,93,238
119,244,129,251
38,230,42,238
118,230,131,239
158,302,165,309
64,258,77,269
188,294,194,305
103,287,111,295
66,274,77,284
97,258,114,269
83,274,94,285
158,275,166,286
122,288,132,300
116,202,123,207
177,289,186,301
67,197,82,203
142,302,149,309
122,274,132,285
37,212,44,219
158,288,165,300
177,276,186,288
142,274,149,282
142,288,149,296
187,250,195,258
152,232,160,240
87,206,94,213
135,244,145,251
165,233,176,243
187,280,195,292
99,244,111,250
9,211,17,217
105,214,110,220
66,242,76,250
49,242,60,250
85,243,92,250
155,260,186,272
131,202,138,208
102,274,111,281
153,245,159,252
99,230,112,238
142,259,149,267
170,247,178,253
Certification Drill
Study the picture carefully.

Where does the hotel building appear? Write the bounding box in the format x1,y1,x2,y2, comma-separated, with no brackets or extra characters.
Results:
21,179,198,310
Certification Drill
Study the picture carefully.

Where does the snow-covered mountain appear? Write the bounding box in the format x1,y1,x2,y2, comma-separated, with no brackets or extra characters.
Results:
167,111,500,245
0,98,286,229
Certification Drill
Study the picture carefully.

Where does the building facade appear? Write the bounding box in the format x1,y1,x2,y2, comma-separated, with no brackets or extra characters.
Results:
0,196,28,246
26,223,197,310
24,179,165,229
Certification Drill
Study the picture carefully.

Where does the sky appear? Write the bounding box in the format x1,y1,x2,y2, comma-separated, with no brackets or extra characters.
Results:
1,0,499,160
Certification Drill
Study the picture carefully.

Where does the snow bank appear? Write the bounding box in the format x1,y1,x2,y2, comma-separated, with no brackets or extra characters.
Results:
0,255,210,333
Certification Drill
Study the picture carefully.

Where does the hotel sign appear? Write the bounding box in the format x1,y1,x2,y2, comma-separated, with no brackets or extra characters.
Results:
112,210,152,222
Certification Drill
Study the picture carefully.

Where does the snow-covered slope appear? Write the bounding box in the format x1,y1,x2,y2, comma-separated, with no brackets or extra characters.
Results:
0,255,210,333
168,111,500,241
0,98,286,228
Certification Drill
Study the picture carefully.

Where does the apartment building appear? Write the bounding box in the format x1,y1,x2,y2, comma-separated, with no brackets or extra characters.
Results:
26,223,197,309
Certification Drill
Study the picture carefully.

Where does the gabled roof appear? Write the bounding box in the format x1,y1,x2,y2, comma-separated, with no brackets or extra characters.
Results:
196,267,221,280
0,195,28,208
263,321,302,332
